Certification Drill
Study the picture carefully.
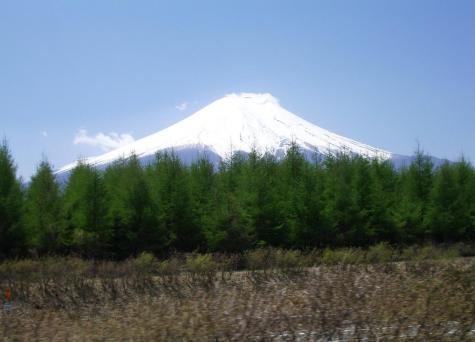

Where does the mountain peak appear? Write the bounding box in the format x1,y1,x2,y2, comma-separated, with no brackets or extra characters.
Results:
57,93,392,174
224,92,280,105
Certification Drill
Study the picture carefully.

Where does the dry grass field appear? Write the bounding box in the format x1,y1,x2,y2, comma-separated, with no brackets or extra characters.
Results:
0,246,474,341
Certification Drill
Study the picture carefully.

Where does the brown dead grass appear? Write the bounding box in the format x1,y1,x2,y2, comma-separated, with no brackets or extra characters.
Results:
0,254,474,341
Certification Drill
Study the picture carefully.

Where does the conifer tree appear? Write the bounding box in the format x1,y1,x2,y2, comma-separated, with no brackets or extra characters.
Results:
305,160,329,247
322,153,355,246
209,152,255,251
408,149,434,204
368,159,398,243
279,143,326,247
189,157,217,250
394,148,434,243
212,191,255,252
0,140,25,257
147,152,201,251
25,160,64,254
278,143,307,246
349,156,374,246
451,159,475,240
63,162,111,257
104,156,159,258
251,153,286,247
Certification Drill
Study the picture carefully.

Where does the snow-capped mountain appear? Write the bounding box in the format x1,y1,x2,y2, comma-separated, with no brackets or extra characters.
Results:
57,93,397,175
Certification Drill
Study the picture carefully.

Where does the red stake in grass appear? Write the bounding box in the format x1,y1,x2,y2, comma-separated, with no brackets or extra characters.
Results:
5,287,11,303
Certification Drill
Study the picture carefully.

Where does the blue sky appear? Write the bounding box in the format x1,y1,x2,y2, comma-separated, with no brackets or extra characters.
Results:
1,0,474,179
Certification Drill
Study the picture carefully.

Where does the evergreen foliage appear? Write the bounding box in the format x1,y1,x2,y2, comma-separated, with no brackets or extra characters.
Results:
0,138,474,259
103,156,159,258
0,140,25,257
63,162,110,257
147,152,202,251
25,160,63,254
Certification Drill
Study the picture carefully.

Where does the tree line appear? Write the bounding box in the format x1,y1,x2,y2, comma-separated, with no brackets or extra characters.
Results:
0,139,474,259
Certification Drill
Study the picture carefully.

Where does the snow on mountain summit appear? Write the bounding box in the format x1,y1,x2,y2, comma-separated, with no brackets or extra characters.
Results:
57,93,391,174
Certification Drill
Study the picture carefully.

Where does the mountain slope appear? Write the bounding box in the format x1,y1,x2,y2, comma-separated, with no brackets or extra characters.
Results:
57,93,393,174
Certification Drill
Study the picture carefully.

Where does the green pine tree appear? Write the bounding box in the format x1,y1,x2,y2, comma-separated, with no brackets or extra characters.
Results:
451,159,475,240
104,156,159,258
0,140,25,257
394,148,434,243
189,157,217,250
147,152,202,251
63,162,111,257
322,153,356,246
25,160,64,255
368,159,398,243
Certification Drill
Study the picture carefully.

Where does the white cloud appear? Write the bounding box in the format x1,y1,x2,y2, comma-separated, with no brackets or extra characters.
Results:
74,129,135,151
176,101,188,111
41,131,48,137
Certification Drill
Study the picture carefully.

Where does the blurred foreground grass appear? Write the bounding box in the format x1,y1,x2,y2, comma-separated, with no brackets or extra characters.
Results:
0,244,474,341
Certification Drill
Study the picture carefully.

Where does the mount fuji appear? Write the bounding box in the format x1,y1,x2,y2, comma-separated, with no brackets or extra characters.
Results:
56,93,429,177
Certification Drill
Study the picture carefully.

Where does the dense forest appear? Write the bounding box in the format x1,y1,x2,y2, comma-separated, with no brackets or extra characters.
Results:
0,139,474,259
